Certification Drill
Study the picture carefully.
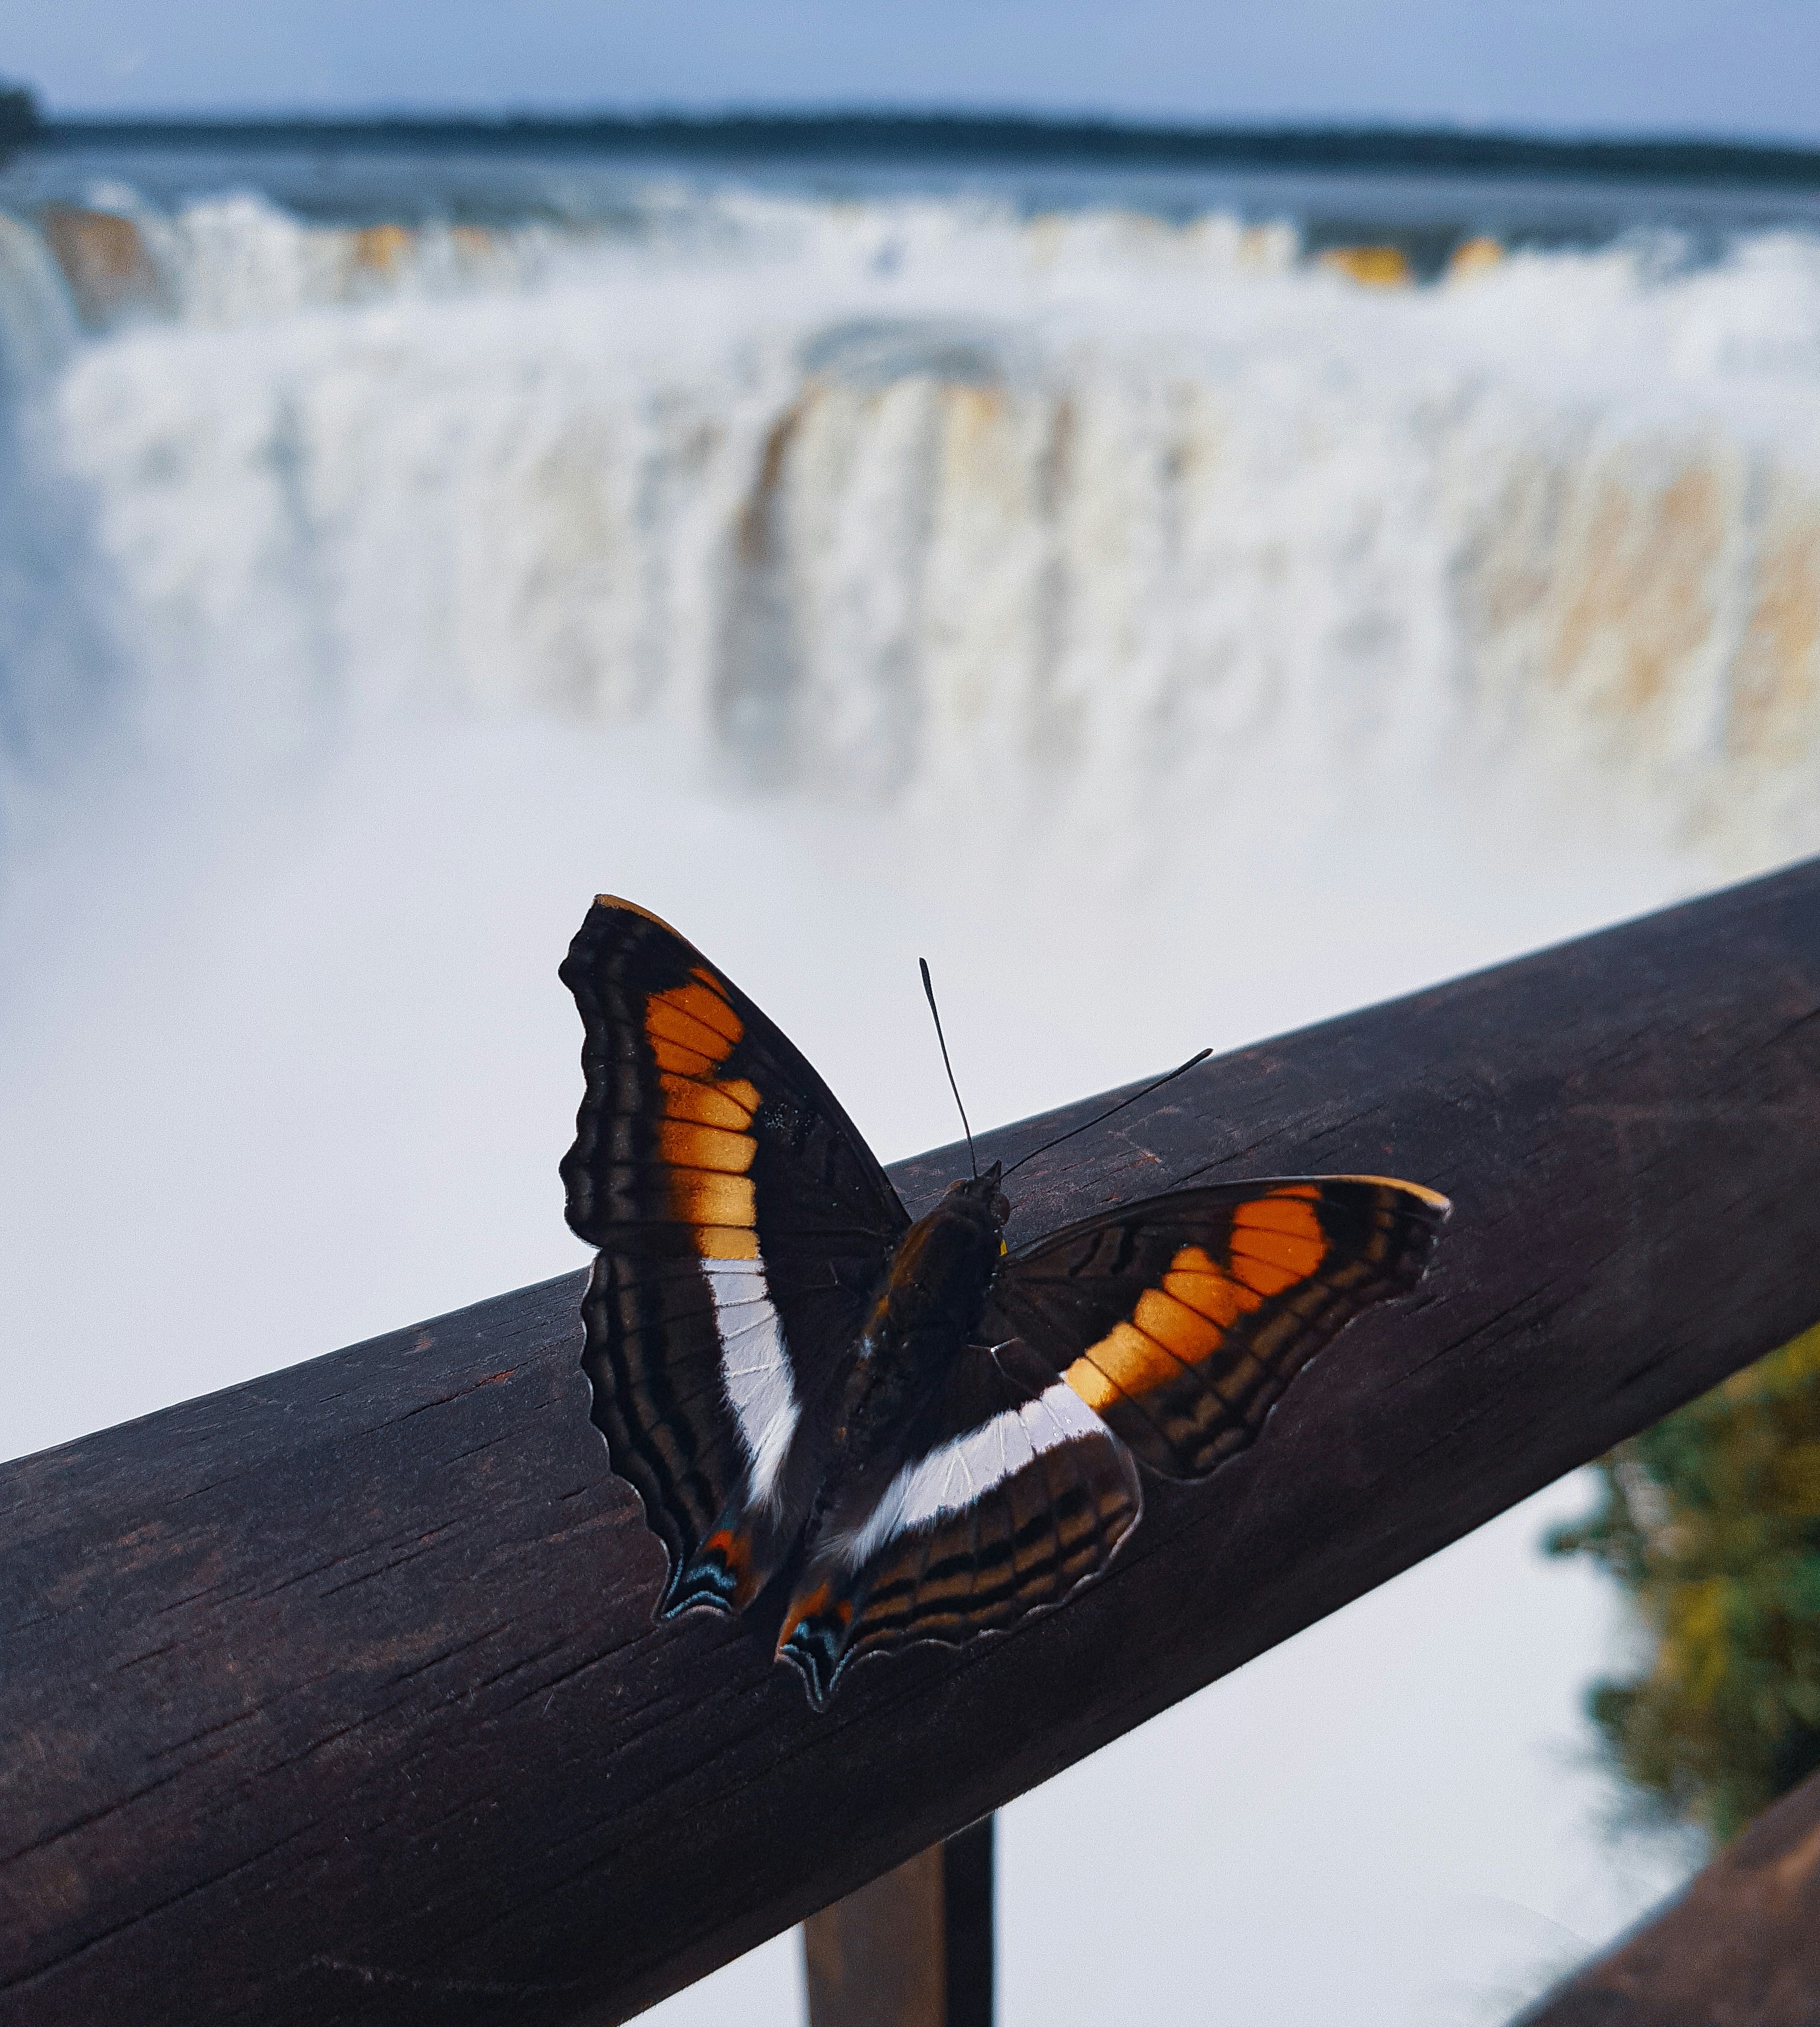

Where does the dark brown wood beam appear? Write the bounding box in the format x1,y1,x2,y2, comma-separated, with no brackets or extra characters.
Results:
7,858,1820,2027
802,1819,993,2027
1519,1765,1820,2023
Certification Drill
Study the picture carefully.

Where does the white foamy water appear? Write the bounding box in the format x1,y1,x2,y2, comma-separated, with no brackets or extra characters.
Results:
0,175,1789,2023
7,184,1820,854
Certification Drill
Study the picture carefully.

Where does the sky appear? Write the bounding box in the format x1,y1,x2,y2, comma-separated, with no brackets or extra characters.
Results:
7,0,1820,142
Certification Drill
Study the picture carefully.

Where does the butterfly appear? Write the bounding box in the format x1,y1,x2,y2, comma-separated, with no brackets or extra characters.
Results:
559,897,1450,1708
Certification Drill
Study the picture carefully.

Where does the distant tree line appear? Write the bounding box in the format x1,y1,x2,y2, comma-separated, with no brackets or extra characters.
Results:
13,107,1820,191
0,81,41,159
1551,1324,1820,1844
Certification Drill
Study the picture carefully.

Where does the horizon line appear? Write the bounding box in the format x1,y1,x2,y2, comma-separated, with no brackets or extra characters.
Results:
15,107,1820,186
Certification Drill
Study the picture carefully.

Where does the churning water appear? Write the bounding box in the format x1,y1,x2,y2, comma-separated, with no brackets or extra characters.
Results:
0,146,1797,2022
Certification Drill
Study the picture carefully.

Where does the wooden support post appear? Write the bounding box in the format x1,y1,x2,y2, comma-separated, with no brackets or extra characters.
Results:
5,859,1820,2026
802,1818,993,2027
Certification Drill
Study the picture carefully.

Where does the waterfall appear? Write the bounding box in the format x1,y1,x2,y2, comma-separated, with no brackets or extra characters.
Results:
0,186,1816,865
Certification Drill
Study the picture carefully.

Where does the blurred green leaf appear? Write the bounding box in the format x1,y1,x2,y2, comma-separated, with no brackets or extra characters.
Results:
1549,1322,1820,1844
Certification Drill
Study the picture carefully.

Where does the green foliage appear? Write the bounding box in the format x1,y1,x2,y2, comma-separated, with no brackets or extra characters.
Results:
1549,1323,1820,1844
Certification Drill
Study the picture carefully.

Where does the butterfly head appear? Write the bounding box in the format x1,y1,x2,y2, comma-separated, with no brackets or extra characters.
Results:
946,1161,1011,1234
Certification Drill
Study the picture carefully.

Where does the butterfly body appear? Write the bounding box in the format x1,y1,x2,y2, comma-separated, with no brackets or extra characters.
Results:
561,896,1451,1707
839,1174,1008,1449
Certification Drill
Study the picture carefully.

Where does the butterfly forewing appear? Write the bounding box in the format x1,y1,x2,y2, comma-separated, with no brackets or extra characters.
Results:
984,1177,1449,1480
560,897,911,1614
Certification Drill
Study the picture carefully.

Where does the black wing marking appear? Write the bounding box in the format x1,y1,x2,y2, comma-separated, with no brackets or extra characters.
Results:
560,895,911,1614
776,1338,1143,1708
982,1176,1449,1480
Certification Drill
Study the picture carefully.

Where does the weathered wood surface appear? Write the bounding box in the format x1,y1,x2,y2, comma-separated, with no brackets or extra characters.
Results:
802,1820,993,2027
5,857,1820,2027
1520,1766,1820,2023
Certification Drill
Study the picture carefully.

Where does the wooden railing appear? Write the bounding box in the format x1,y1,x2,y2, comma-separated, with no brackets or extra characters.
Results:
1519,1755,1820,2022
6,856,1820,2026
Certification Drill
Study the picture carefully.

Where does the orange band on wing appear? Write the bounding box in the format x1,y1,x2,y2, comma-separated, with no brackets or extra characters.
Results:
1064,1186,1332,1411
695,1224,759,1260
669,980,745,1043
1066,1326,1175,1411
644,973,766,1256
658,1121,757,1174
668,1170,756,1226
1228,1191,1327,1295
659,1073,759,1130
1162,1245,1258,1328
646,977,744,1062
647,997,738,1060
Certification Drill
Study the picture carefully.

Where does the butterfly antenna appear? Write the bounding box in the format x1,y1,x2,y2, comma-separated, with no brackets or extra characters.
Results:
1002,1047,1213,1179
919,957,977,1179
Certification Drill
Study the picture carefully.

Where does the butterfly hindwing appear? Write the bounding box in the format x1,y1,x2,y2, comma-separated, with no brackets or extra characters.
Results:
560,897,912,1615
777,1337,1143,1708
983,1177,1449,1481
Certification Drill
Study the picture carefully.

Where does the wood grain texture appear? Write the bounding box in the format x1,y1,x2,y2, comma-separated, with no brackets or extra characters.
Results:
6,859,1820,2026
1518,1767,1820,2023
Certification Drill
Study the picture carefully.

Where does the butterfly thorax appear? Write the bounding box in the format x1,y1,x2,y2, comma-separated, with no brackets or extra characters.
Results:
833,1174,1009,1461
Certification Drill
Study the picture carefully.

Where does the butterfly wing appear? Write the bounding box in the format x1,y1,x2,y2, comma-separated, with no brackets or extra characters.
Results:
777,1337,1143,1708
560,896,911,1615
982,1176,1449,1482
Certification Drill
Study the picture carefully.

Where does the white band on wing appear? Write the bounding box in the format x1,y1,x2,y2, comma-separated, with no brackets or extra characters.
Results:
841,1380,1104,1569
705,1256,800,1508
